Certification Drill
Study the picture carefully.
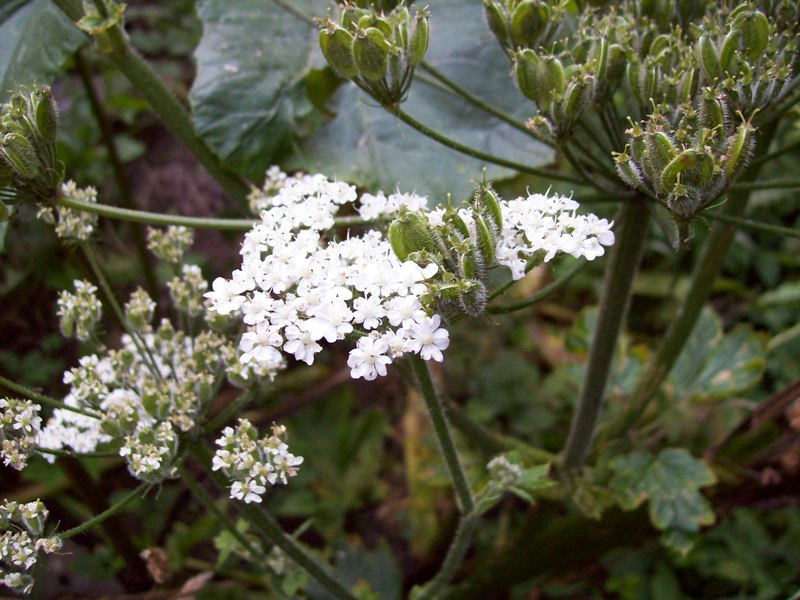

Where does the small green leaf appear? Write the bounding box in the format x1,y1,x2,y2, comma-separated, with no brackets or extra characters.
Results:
669,308,766,401
0,0,85,103
610,448,717,552
76,0,126,35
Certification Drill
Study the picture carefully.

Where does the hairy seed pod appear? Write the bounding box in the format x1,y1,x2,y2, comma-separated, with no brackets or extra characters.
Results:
473,212,496,266
1,133,39,180
561,75,593,125
724,117,756,179
341,6,364,30
353,28,389,81
474,182,503,232
719,30,740,72
647,130,678,173
734,10,770,62
457,280,488,318
698,89,727,130
514,49,542,102
389,212,437,262
33,86,58,145
510,0,549,48
697,34,720,82
614,152,648,191
677,68,696,104
319,27,358,78
409,11,429,65
443,207,470,240
660,148,703,191
590,37,608,80
460,249,482,280
483,0,509,48
541,55,566,99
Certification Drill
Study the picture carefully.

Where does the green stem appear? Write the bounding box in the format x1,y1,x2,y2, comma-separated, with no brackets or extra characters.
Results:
269,0,315,25
419,62,546,145
410,355,475,514
728,178,800,191
51,0,250,205
191,442,357,600
383,104,583,185
203,390,257,433
0,373,97,418
704,211,800,239
416,515,479,600
35,446,118,459
609,121,781,437
79,242,164,382
178,464,262,558
74,49,159,300
51,195,372,230
60,483,149,539
749,136,800,168
561,199,650,471
487,259,588,314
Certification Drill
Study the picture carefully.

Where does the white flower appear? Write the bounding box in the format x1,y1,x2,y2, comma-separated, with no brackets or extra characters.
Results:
348,336,393,381
407,315,450,362
230,478,266,504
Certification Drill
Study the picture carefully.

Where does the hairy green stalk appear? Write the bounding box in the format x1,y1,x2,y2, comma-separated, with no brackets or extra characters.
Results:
60,483,149,539
487,259,588,314
561,199,650,471
0,373,97,418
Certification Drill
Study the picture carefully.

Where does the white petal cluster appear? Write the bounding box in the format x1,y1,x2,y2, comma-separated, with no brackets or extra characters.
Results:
37,181,99,241
0,499,60,595
429,192,615,281
39,317,233,483
0,398,41,470
56,280,103,342
213,420,303,504
147,225,194,264
205,171,449,381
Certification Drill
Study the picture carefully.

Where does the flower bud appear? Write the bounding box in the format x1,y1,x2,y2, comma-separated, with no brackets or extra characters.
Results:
319,26,358,79
510,0,549,49
353,27,390,82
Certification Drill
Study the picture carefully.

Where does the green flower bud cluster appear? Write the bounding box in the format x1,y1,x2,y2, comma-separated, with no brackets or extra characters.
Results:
388,180,504,318
0,86,63,217
482,0,566,54
318,2,429,105
613,106,757,226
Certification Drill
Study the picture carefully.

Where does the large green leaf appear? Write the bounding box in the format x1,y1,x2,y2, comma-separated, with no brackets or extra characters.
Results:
610,448,717,553
668,308,766,401
0,0,84,102
190,0,325,180
289,0,552,199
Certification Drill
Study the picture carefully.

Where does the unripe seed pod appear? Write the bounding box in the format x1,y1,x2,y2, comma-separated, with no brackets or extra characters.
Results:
473,212,496,266
719,30,740,72
457,279,488,318
460,249,482,280
614,151,648,191
474,182,503,232
660,148,702,191
627,60,655,106
443,207,470,239
541,55,566,98
699,89,727,130
677,68,696,104
319,27,358,78
697,34,720,82
514,49,543,102
394,8,410,50
510,0,549,48
33,86,58,145
561,75,593,124
483,0,509,48
648,33,670,59
409,11,429,66
1,133,39,180
724,117,756,179
733,10,769,62
353,28,389,81
341,6,364,30
526,115,554,141
358,15,393,39
389,212,436,262
590,37,608,79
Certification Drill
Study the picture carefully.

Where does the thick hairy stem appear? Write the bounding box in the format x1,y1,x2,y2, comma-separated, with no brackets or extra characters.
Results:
612,121,780,435
561,199,650,471
190,442,357,600
410,355,475,513
51,0,250,205
415,514,479,600
59,482,149,540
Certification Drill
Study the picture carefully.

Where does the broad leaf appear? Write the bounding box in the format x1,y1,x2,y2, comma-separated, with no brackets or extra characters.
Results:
290,0,552,199
190,0,325,180
0,0,84,102
669,308,766,401
610,448,717,552
306,540,402,600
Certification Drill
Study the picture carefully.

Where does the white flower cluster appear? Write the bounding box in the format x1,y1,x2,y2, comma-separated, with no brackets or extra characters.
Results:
487,454,523,488
0,499,60,595
39,315,234,483
213,419,303,504
147,225,194,264
36,181,99,241
57,280,103,342
205,170,450,382
427,192,615,281
168,264,209,317
0,398,41,470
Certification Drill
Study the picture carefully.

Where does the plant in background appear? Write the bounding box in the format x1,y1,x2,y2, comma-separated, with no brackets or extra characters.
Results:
0,0,799,597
